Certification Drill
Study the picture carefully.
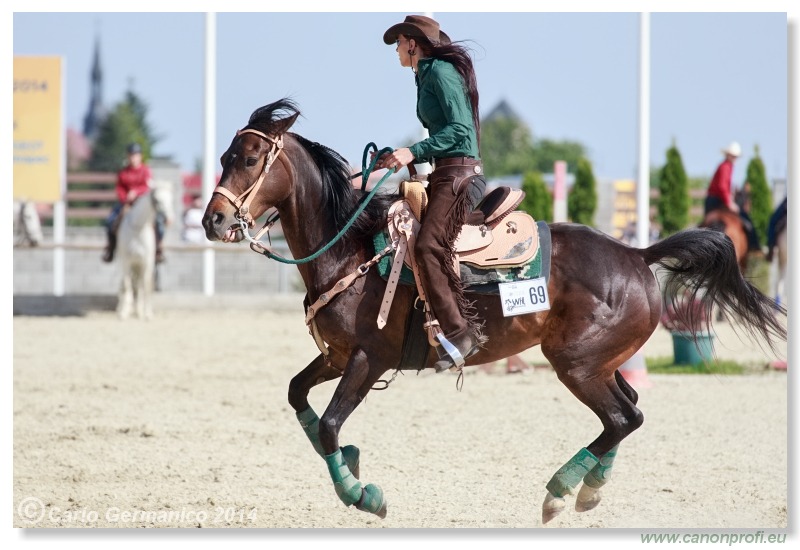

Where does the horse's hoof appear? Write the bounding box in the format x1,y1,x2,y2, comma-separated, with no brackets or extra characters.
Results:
355,483,387,519
341,445,360,479
575,483,602,512
542,492,566,524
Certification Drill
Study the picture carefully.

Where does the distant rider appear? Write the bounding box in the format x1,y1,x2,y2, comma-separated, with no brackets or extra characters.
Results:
705,141,759,251
102,142,165,263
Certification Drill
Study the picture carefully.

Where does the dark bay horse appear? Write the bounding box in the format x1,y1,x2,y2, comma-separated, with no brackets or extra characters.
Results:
700,208,749,272
202,100,786,523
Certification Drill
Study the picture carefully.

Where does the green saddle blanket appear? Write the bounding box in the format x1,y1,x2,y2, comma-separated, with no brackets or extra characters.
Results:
373,221,551,295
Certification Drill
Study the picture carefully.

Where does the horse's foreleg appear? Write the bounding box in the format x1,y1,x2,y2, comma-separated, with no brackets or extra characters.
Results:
117,269,133,320
142,263,155,320
542,368,643,524
288,354,360,475
318,348,388,518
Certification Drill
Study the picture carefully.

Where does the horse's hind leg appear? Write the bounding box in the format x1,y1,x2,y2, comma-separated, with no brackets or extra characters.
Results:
574,371,637,513
541,366,643,524
317,347,390,518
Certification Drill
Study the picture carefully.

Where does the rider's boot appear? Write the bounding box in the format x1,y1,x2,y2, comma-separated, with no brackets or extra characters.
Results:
102,233,116,263
155,240,165,264
433,329,484,373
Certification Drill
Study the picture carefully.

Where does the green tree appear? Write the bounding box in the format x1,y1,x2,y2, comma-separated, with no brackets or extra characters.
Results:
745,145,772,246
479,100,588,179
88,90,159,172
657,143,690,236
519,170,553,222
568,157,597,226
480,116,536,178
532,138,586,175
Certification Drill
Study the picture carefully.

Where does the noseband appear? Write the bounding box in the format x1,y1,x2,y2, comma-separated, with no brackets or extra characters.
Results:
213,128,284,232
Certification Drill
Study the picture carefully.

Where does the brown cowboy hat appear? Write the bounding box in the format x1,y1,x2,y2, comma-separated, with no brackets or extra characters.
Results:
383,15,451,46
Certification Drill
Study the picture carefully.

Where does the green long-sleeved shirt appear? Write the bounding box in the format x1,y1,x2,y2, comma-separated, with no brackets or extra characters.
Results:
407,57,480,163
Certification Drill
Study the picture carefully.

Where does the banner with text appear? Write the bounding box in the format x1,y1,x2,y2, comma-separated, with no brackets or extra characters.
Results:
14,56,63,202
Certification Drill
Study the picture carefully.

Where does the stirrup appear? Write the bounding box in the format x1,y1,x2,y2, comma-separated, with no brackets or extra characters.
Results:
435,333,466,370
433,333,480,373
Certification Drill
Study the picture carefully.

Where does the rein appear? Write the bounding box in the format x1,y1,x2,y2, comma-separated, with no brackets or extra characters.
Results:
215,134,400,360
217,133,395,264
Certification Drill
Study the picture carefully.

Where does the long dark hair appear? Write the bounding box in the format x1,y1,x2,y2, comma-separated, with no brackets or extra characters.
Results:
424,40,481,147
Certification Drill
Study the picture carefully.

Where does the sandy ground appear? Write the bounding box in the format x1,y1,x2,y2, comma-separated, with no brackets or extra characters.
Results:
12,295,789,529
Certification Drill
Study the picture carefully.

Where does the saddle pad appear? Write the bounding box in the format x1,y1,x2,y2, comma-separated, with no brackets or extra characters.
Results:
373,221,552,295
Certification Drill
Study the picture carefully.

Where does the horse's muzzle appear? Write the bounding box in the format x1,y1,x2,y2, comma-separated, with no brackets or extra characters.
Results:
202,206,243,243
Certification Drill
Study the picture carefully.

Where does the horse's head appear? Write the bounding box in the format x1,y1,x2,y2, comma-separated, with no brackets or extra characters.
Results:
203,100,300,243
150,181,175,226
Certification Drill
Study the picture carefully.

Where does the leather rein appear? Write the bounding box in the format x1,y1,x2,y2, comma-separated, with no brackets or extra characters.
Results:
211,130,399,366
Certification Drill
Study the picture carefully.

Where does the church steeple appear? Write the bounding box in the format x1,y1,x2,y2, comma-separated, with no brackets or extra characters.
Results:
82,33,105,141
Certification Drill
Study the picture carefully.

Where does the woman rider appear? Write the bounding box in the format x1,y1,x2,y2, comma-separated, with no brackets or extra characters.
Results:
378,15,487,372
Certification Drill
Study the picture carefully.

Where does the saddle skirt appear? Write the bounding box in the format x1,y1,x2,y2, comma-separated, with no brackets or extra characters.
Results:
375,183,549,329
389,184,539,269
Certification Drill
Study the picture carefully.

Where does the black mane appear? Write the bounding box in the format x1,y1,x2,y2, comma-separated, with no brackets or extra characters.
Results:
245,99,397,238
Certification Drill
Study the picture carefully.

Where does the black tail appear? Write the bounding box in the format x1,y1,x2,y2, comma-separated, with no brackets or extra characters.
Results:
640,228,786,354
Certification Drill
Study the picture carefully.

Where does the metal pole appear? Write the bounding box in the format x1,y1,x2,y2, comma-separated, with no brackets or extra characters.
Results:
415,11,434,178
636,12,651,248
53,200,65,296
553,161,567,222
54,56,66,296
203,12,216,296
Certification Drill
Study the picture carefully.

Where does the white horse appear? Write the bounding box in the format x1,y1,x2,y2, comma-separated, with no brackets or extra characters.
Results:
14,200,43,247
116,182,174,320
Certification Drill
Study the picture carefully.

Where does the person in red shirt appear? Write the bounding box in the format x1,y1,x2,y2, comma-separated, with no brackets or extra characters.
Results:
102,142,165,263
704,141,759,251
705,141,741,214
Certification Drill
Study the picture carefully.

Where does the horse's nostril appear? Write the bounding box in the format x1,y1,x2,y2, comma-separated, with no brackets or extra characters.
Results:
212,212,225,227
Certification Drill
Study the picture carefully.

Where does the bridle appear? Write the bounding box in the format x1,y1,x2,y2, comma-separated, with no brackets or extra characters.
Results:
212,128,284,241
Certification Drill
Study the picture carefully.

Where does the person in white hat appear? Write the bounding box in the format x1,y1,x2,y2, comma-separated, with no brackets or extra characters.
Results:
704,141,742,215
704,141,760,250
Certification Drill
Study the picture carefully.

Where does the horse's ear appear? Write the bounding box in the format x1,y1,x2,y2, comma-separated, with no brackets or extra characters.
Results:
273,112,300,135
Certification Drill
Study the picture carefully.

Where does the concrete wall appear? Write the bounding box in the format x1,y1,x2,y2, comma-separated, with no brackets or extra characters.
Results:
13,227,302,298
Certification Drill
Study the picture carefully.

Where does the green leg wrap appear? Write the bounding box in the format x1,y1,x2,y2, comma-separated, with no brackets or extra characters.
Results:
341,444,360,479
546,447,599,498
296,407,325,456
325,449,363,506
356,484,386,516
297,408,361,477
583,445,618,489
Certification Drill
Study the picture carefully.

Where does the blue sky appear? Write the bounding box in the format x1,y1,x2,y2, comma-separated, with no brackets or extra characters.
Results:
10,6,791,184
3,4,799,548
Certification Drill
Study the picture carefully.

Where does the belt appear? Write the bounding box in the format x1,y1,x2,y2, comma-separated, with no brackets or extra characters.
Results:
434,156,481,168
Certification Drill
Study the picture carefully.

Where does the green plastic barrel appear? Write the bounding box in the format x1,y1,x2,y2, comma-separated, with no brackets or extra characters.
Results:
671,331,714,366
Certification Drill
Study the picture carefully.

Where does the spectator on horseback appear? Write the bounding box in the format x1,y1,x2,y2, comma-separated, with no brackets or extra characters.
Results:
378,15,487,372
705,141,759,251
766,196,787,262
102,142,166,263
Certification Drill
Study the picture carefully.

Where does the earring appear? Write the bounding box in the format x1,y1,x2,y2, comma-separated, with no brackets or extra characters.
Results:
408,49,416,56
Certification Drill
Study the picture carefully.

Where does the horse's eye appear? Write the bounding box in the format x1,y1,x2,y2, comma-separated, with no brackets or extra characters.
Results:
246,157,259,167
